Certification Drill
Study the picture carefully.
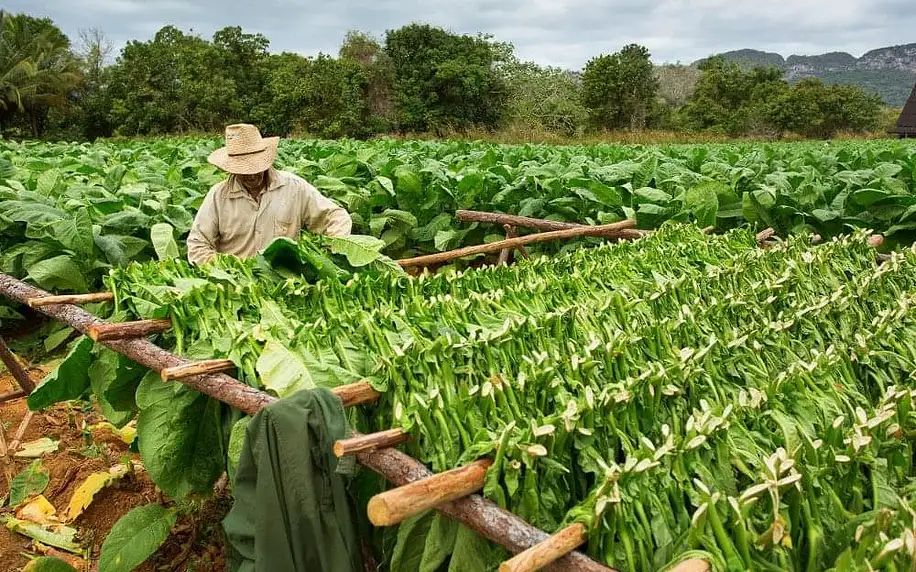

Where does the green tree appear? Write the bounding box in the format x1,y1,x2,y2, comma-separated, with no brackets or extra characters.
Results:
257,52,370,138
0,11,81,136
580,44,658,130
212,26,270,119
339,30,395,131
682,57,786,135
766,78,882,138
105,26,237,134
384,24,508,133
501,55,586,136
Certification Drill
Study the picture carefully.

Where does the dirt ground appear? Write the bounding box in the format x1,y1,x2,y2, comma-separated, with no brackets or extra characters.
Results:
0,367,229,572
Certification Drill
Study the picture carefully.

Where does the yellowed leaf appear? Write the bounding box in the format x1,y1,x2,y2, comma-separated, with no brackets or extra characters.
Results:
14,438,59,458
65,464,128,522
16,495,60,526
88,421,136,445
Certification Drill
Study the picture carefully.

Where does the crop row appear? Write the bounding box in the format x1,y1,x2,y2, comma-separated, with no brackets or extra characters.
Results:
20,224,908,570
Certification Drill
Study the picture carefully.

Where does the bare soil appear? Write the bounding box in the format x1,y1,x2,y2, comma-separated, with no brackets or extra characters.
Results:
0,366,229,572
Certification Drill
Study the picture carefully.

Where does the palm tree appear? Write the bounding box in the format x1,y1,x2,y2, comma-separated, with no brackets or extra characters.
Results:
0,11,81,135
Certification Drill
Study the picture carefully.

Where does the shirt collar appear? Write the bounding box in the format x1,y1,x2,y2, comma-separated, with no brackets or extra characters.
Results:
227,168,283,196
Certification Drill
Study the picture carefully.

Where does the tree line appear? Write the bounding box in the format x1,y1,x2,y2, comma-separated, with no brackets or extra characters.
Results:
1,10,888,141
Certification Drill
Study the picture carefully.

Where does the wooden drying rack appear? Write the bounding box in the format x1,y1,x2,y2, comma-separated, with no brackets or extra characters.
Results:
1,212,812,572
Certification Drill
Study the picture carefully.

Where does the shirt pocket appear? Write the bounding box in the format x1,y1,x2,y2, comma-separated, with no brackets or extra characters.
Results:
274,217,294,236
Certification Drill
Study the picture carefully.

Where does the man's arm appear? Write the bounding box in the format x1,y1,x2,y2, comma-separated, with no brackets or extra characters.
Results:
300,183,353,237
187,188,220,264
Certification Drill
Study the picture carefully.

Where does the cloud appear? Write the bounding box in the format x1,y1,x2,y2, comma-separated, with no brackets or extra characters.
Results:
8,0,916,68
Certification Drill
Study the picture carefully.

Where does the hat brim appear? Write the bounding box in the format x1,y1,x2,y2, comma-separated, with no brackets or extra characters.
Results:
207,136,279,175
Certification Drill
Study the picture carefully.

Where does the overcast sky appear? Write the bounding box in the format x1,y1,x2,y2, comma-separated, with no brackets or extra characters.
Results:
10,0,916,69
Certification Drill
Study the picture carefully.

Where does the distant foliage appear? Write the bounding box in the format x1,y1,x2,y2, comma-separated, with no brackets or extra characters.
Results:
0,10,897,141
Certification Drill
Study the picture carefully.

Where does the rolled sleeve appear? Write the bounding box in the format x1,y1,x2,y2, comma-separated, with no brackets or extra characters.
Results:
300,183,352,237
187,187,221,264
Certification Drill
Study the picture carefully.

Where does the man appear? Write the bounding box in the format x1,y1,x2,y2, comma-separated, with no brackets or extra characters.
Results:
187,123,352,265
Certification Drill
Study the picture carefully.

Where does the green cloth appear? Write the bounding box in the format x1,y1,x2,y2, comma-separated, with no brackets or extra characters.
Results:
222,387,363,572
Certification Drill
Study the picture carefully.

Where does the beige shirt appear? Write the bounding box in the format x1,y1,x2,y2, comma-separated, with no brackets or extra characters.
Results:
187,168,352,264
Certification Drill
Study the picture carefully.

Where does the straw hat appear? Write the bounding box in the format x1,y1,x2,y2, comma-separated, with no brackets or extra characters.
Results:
207,124,279,175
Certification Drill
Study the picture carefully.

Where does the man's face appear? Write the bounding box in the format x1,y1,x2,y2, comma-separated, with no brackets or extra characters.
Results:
237,171,267,190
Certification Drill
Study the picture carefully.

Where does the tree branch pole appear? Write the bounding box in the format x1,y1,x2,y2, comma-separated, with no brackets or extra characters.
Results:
0,273,613,572
398,220,637,268
456,210,647,240
0,335,35,393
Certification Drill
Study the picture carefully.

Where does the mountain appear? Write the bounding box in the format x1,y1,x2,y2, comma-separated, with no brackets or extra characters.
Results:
692,44,916,106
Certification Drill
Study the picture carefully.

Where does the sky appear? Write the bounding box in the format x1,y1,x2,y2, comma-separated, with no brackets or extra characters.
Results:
10,0,916,69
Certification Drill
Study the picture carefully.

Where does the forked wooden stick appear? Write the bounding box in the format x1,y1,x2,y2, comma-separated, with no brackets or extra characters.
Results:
499,522,587,572
27,292,114,307
398,220,636,268
161,359,235,381
368,459,493,526
334,429,409,457
88,319,172,341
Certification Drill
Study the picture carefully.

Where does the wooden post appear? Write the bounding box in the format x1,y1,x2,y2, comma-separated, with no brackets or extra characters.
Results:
87,319,172,341
499,522,587,572
368,459,493,526
755,228,775,243
161,359,236,381
398,220,636,268
498,225,518,265
334,429,409,457
669,559,711,572
0,336,35,393
27,292,114,307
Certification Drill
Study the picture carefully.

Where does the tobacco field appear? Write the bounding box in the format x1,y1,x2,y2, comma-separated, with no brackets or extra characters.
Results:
2,136,916,571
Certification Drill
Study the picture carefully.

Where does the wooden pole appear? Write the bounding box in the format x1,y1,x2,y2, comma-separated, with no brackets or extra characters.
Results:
497,225,517,265
87,319,172,342
161,359,235,381
334,429,409,457
333,381,381,408
0,335,35,393
27,292,114,307
368,459,493,526
0,273,613,572
398,220,637,268
755,228,775,243
0,389,26,403
499,522,587,572
456,210,646,240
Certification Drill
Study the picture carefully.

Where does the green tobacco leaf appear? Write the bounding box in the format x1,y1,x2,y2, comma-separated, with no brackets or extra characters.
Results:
136,375,224,500
98,504,177,572
150,223,180,261
27,255,88,293
227,416,249,488
43,326,74,353
390,511,435,572
53,208,94,256
447,525,494,572
683,182,720,228
419,514,458,572
256,340,314,397
88,347,145,428
634,187,672,204
9,460,50,507
28,337,94,410
326,234,387,267
412,214,453,242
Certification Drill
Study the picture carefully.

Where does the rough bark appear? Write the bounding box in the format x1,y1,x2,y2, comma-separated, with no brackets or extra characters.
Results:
0,335,35,393
499,522,587,572
457,210,645,240
334,429,409,457
88,319,173,341
368,459,492,526
27,292,114,307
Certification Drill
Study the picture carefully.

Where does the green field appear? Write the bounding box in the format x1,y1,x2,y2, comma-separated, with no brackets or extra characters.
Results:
3,138,916,571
